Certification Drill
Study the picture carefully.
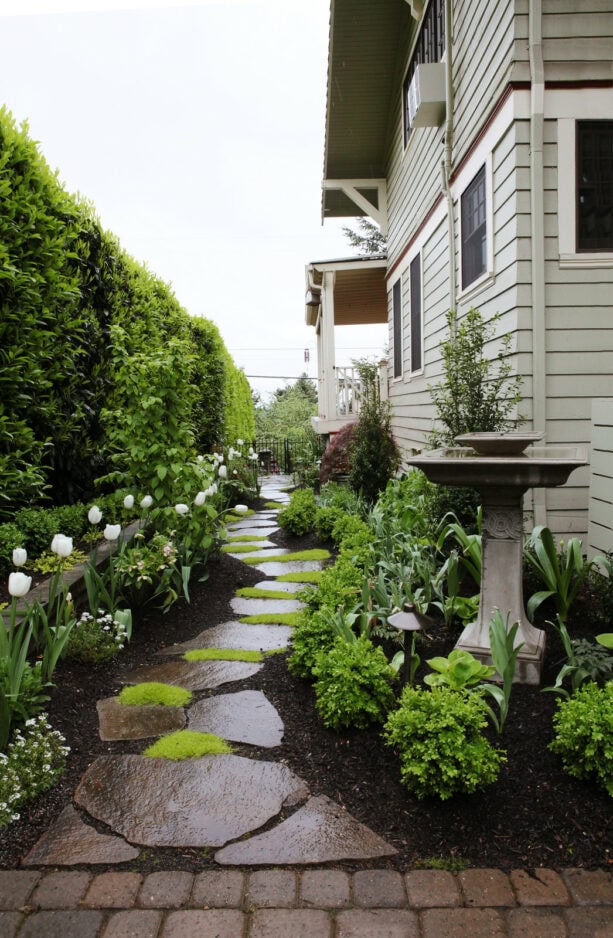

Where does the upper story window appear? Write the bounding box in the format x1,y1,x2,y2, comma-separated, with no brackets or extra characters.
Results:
576,120,613,252
461,165,487,289
402,0,445,147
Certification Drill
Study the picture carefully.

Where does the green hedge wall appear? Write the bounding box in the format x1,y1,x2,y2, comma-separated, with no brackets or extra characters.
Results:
0,108,253,517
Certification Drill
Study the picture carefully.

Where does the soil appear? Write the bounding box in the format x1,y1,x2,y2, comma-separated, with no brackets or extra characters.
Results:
1,500,611,873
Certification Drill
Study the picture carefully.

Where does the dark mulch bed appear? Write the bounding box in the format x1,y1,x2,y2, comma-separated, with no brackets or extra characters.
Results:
1,501,611,872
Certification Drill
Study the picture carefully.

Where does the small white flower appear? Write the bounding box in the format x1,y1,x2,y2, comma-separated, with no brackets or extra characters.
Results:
174,503,189,516
88,505,103,525
233,469,238,475
233,504,248,513
236,439,244,447
8,571,32,597
12,547,27,567
140,495,153,509
123,494,134,510
104,524,121,542
194,491,206,507
218,465,227,479
196,455,204,463
51,534,73,557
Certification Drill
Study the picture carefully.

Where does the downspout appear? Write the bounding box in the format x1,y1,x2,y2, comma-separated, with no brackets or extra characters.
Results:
529,0,547,526
441,0,456,318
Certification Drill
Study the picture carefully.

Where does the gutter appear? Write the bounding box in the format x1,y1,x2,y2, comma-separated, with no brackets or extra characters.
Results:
442,0,456,317
529,0,548,526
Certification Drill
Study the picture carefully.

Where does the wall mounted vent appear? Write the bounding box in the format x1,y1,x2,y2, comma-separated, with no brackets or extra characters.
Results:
407,63,446,129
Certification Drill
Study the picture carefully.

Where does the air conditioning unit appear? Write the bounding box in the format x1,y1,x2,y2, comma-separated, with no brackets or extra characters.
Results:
407,63,446,129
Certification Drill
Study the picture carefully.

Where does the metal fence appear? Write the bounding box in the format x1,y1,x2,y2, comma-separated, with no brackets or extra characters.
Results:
254,436,326,475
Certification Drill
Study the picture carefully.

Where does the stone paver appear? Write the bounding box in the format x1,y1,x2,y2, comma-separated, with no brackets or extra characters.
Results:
230,596,304,615
215,795,396,865
254,578,305,593
246,870,298,908
405,870,461,908
75,753,309,847
255,560,324,577
161,909,244,936
336,909,419,937
123,657,263,689
189,689,284,747
23,806,140,867
249,909,332,938
353,870,406,908
138,872,194,908
191,870,244,908
506,907,569,937
563,870,613,906
18,910,104,938
421,907,507,937
97,697,186,741
82,872,142,909
563,907,613,937
30,871,91,909
226,526,279,538
0,871,40,909
511,869,571,906
459,868,516,907
300,870,351,908
157,621,292,654
102,910,163,938
0,911,22,938
227,547,290,560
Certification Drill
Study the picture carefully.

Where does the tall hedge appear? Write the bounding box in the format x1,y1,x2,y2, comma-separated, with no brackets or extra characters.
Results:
0,109,253,515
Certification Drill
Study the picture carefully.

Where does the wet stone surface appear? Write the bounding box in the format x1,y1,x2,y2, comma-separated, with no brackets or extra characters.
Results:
75,754,309,847
254,580,305,594
23,806,140,866
97,697,186,741
230,597,304,616
188,690,284,748
157,622,292,655
254,561,325,577
225,526,278,539
123,659,263,690
215,795,397,866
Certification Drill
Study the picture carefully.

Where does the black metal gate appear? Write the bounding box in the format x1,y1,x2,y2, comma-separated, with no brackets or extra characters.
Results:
254,436,325,475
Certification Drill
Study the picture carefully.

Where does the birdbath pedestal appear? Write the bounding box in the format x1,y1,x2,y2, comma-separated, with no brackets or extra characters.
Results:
407,434,587,684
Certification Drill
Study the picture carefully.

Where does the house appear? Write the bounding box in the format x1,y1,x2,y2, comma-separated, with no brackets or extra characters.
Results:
306,0,613,552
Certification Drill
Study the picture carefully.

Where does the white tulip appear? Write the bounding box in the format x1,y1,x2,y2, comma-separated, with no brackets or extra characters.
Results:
234,504,248,513
218,465,228,479
140,495,153,509
175,503,189,516
194,491,206,507
210,482,218,495
8,572,32,598
236,439,244,447
104,524,121,541
123,494,135,510
51,534,73,557
88,505,103,525
12,548,27,567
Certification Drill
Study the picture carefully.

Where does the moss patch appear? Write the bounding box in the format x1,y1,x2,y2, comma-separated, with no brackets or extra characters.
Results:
224,509,255,522
221,543,267,553
239,612,300,627
118,683,192,708
235,586,294,600
264,501,286,509
277,570,324,584
227,534,268,543
242,548,330,565
183,648,264,662
143,730,233,760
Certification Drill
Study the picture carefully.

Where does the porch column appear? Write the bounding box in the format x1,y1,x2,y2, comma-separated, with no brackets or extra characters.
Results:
321,271,337,421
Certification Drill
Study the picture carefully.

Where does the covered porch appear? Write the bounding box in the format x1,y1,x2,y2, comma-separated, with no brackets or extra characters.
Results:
305,256,389,436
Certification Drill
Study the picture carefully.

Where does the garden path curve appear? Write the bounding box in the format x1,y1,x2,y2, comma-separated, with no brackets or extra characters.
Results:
23,477,396,867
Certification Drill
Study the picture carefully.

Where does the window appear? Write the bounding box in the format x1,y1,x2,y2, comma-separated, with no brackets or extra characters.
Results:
576,121,613,252
392,279,402,379
402,0,445,146
409,254,422,372
461,165,487,289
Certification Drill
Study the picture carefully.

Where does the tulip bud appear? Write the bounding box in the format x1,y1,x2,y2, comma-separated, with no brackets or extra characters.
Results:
140,495,153,509
12,548,27,567
104,524,121,541
88,505,103,525
218,465,228,479
194,491,206,507
123,494,135,510
236,439,244,447
8,571,32,598
51,534,73,558
234,504,248,513
174,503,189,516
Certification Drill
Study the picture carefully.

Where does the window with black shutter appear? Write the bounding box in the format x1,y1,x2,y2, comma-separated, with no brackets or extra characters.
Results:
576,121,613,252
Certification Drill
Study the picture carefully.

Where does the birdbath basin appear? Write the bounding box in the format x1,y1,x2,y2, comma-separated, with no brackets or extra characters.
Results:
408,434,587,684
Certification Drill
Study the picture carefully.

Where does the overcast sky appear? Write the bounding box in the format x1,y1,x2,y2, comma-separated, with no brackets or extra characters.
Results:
0,0,387,400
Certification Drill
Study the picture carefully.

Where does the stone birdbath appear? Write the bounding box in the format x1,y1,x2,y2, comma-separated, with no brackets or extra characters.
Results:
407,432,587,684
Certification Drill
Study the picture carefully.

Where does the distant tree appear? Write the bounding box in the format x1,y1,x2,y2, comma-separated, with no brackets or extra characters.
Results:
342,218,387,256
255,374,318,439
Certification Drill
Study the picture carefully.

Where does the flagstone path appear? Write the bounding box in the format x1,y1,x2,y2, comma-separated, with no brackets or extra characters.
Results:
23,476,397,867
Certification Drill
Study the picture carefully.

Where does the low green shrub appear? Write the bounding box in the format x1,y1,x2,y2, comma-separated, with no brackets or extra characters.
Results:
0,715,69,828
317,481,365,514
314,506,345,542
549,682,613,796
278,488,317,536
0,523,25,578
13,508,58,558
312,635,396,730
288,608,338,678
66,611,129,664
331,514,372,549
384,686,506,800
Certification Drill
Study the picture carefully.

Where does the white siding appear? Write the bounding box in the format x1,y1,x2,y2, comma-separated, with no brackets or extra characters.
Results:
588,399,613,556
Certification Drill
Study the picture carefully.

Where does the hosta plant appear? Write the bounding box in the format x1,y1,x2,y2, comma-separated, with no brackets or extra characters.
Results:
424,649,495,691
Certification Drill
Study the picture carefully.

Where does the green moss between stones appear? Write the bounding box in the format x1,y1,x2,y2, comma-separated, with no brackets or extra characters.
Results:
224,509,255,522
239,612,300,627
143,730,233,760
235,587,294,599
227,535,268,542
264,501,286,509
183,648,264,662
118,683,193,708
277,570,324,584
221,543,267,553
242,549,330,565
